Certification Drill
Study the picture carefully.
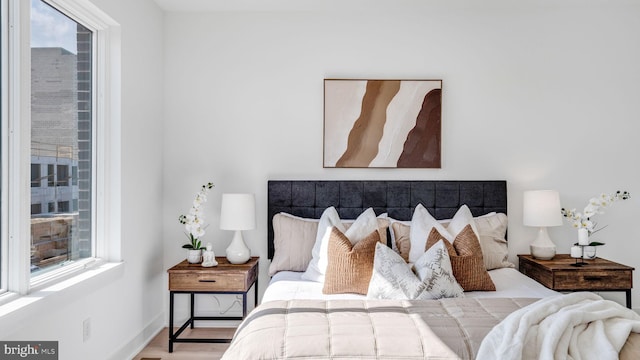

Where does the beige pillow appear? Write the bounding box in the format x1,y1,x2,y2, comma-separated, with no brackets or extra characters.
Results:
323,227,379,295
473,213,514,270
391,213,513,270
269,213,318,276
391,222,411,262
268,212,390,276
426,225,496,291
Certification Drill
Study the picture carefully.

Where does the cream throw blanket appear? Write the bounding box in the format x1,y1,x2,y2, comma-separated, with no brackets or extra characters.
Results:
477,292,640,360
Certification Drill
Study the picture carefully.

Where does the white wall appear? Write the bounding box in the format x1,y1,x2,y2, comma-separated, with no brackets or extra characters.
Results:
14,1,639,358
7,1,637,358
2,0,166,359
163,0,640,309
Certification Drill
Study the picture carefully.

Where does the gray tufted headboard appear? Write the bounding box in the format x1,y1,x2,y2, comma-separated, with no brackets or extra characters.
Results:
267,180,507,259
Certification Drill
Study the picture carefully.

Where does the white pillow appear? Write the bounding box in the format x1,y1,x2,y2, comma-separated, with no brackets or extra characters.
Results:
408,204,479,263
301,207,378,283
367,240,463,300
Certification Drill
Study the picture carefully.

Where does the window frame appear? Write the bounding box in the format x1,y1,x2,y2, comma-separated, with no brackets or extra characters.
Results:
0,0,121,300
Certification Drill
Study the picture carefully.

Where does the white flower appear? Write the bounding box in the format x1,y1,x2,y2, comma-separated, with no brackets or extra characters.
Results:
583,204,598,218
190,225,205,238
179,182,215,249
561,190,630,235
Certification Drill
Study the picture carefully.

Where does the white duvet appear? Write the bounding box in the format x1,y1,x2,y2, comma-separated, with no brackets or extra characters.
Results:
477,292,640,360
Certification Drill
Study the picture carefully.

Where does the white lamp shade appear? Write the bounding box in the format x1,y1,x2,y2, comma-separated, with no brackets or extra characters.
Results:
523,190,563,227
220,193,256,230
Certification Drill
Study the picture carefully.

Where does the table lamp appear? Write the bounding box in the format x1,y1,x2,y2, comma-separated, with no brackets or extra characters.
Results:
220,193,255,264
523,190,563,260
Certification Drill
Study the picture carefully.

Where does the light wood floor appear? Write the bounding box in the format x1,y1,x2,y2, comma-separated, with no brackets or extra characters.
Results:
132,328,232,360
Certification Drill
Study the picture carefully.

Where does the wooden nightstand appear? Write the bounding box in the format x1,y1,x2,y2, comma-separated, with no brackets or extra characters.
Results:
167,256,259,353
518,254,634,308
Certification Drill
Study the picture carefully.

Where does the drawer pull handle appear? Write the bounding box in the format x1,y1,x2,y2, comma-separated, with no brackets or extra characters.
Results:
584,276,602,281
199,279,217,283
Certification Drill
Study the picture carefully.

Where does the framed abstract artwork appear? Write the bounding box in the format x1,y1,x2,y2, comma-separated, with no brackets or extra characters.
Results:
323,79,442,168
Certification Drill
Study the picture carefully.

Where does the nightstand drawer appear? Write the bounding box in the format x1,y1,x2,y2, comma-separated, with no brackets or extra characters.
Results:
169,272,247,291
552,270,632,291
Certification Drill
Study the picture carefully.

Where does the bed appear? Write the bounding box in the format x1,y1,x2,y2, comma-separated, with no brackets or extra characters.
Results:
221,180,640,360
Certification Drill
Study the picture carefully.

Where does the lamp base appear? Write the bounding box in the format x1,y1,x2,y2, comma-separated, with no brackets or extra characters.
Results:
530,244,556,260
226,230,251,264
530,227,556,260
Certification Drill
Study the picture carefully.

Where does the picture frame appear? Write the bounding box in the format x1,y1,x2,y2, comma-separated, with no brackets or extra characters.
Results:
323,79,442,168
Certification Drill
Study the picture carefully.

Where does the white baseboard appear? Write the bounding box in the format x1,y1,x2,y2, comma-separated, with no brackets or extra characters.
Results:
107,312,164,360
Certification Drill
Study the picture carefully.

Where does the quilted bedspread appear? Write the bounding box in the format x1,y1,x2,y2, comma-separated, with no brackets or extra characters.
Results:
221,297,540,360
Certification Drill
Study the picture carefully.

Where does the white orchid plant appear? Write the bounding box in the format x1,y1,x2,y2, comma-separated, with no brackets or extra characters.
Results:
560,190,631,240
179,182,214,250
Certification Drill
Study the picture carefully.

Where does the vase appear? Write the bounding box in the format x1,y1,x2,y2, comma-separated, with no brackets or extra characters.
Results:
578,228,589,246
187,249,202,264
583,246,597,259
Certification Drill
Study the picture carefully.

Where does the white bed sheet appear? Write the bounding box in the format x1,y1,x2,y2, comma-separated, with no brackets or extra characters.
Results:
261,268,559,303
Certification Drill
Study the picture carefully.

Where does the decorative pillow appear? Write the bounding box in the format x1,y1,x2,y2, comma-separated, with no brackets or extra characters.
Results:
426,225,496,291
387,217,410,252
345,218,390,246
391,222,411,262
413,240,465,298
408,204,479,264
301,207,380,282
269,212,390,276
367,241,463,300
269,213,318,275
391,212,513,270
323,227,379,295
367,242,419,299
473,213,513,270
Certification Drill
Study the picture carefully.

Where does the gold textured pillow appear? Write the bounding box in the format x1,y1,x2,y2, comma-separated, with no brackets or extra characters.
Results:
322,227,380,295
426,225,496,291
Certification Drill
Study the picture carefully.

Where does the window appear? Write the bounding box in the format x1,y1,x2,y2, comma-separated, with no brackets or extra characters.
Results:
31,204,42,215
1,0,120,298
47,164,54,187
56,165,70,187
57,201,69,213
72,165,77,186
30,164,41,187
29,0,91,275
